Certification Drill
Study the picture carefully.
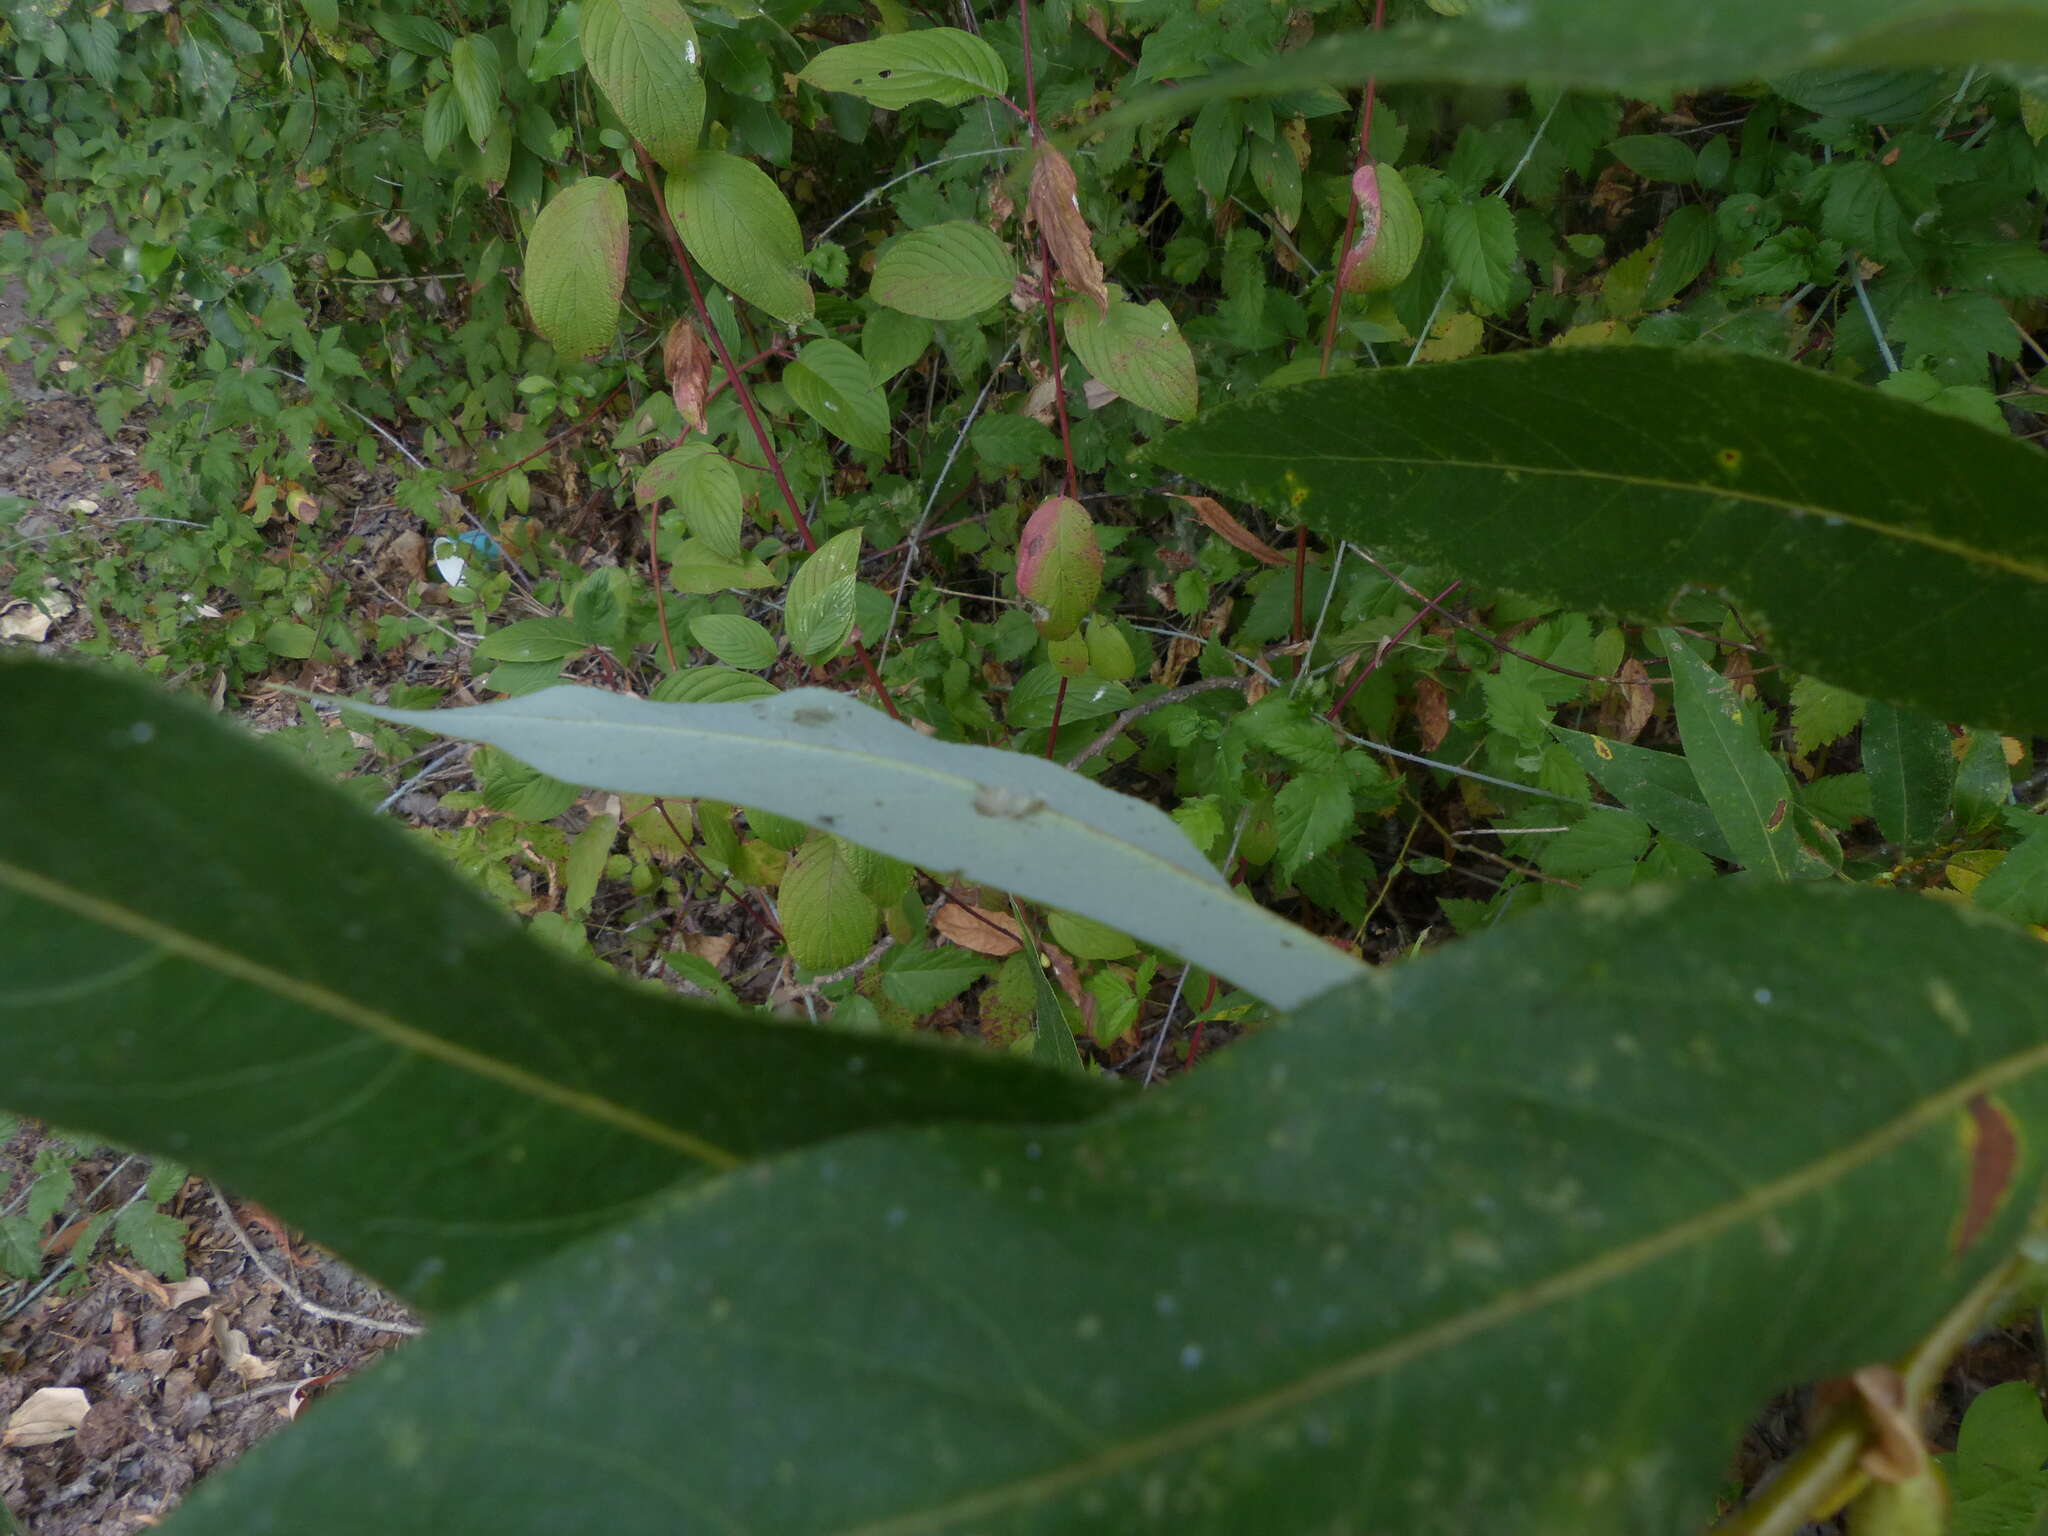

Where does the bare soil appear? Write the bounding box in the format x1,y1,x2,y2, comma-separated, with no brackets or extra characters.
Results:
0,1128,415,1535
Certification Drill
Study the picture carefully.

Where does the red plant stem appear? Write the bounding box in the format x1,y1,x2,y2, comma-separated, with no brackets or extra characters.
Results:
1327,577,1460,722
1289,552,1308,651
1038,235,1082,497
1316,0,1389,378
636,142,903,720
703,342,788,408
1296,0,1388,646
1019,0,1081,498
654,800,784,940
449,377,627,495
1044,673,1069,760
1018,0,1042,132
641,147,814,551
647,504,678,670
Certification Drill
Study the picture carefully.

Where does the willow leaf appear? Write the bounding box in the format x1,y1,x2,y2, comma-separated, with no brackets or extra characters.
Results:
0,658,1112,1310
1156,348,2048,736
1094,0,2048,133
167,881,2048,1535
343,685,1367,1011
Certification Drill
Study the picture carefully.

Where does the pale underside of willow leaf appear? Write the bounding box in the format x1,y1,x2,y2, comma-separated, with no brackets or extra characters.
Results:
348,686,1369,1011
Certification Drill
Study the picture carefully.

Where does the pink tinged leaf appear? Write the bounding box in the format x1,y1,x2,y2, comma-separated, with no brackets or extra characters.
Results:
1015,496,1102,640
1337,162,1385,296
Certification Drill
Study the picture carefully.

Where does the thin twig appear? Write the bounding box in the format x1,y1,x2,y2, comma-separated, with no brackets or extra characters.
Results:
1328,577,1461,721
1018,0,1081,499
209,1185,422,1336
813,148,1024,245
878,340,1019,672
447,378,628,495
794,930,898,991
262,367,426,471
1346,545,1669,686
1062,676,1251,771
375,745,464,814
1140,808,1251,1086
635,142,904,720
1317,0,1388,376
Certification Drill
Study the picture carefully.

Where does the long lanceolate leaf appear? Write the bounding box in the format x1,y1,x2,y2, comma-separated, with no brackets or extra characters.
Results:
1094,0,2048,129
347,686,1369,1012
1156,349,2048,737
169,883,2048,1535
0,659,1113,1310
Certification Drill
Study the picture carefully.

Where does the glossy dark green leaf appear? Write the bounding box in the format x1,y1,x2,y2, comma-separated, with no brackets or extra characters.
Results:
166,881,2048,1535
1663,630,1829,880
1953,730,2014,834
1093,1,2048,129
1552,727,1734,861
1975,826,2048,927
1769,66,1949,121
1863,699,1956,849
447,34,500,147
0,658,1114,1310
1017,902,1082,1074
1156,349,2048,736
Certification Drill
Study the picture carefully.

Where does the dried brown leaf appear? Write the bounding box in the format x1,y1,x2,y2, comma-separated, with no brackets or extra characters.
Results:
375,528,429,584
1615,656,1655,744
933,904,1023,956
663,320,714,434
109,1262,173,1309
682,932,735,970
1171,493,1287,566
212,1312,278,1382
1414,674,1451,753
4,1386,91,1448
1028,143,1107,317
165,1276,213,1307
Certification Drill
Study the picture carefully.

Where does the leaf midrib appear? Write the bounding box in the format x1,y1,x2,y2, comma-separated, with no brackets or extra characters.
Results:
832,1022,2048,1534
0,858,739,1170
1217,448,2048,586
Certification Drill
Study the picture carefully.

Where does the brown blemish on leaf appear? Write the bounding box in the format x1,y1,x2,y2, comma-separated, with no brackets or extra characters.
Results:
1953,1093,2021,1256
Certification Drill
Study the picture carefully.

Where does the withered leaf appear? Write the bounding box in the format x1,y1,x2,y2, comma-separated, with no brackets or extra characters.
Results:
1171,493,1287,566
1413,674,1450,753
1028,143,1108,317
933,903,1023,956
663,320,715,434
3,1387,90,1449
